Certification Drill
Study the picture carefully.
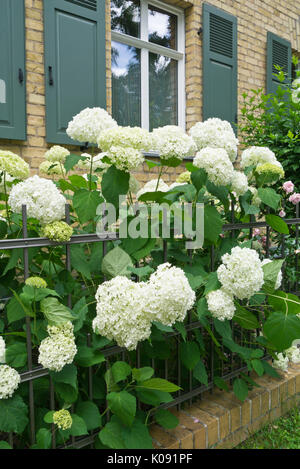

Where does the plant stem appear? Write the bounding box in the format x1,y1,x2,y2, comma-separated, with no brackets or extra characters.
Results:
89,146,94,192
155,166,163,191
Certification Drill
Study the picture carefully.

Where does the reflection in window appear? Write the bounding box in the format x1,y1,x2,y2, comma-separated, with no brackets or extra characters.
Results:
148,5,177,49
112,41,141,127
149,53,178,130
111,0,140,38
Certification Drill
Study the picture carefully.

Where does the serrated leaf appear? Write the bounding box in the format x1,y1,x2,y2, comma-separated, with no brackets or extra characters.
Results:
107,391,136,427
252,359,264,376
101,165,130,209
76,401,102,431
233,303,260,330
132,367,154,382
155,409,179,429
137,378,180,393
111,361,132,383
193,360,208,386
179,341,200,371
257,188,280,210
102,246,133,278
266,214,289,234
233,378,248,402
0,395,28,434
263,312,300,352
122,419,153,449
40,297,74,326
99,419,126,449
73,189,103,224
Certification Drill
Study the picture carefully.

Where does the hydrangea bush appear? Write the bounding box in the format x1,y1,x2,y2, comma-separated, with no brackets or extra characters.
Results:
0,108,299,450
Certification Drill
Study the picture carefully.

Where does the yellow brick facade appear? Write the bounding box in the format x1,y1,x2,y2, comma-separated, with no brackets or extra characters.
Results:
1,0,300,180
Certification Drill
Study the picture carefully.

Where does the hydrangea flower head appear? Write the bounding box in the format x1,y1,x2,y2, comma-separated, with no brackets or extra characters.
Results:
8,175,67,225
151,126,197,161
0,365,21,399
0,336,6,363
230,171,249,196
39,161,66,176
44,146,70,164
38,321,77,372
206,289,236,321
107,146,144,172
0,150,29,179
41,221,73,242
98,126,152,152
53,409,73,430
25,277,47,289
66,107,117,144
194,147,234,187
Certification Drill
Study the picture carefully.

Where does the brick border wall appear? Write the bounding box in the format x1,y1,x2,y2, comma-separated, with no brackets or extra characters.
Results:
150,363,300,449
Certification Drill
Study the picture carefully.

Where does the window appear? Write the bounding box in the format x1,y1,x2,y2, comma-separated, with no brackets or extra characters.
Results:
111,0,185,131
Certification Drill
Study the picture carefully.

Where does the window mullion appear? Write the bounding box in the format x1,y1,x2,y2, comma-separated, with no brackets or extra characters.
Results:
141,1,149,130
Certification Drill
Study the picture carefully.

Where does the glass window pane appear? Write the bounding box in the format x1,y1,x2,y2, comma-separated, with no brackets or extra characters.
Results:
149,53,178,130
112,41,141,127
148,5,177,49
111,0,140,38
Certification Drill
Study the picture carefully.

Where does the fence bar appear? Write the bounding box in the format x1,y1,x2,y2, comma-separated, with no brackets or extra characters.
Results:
22,205,35,445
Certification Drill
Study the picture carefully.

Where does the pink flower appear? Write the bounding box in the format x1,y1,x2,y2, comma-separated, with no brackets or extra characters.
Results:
283,181,295,194
253,228,261,237
279,210,286,218
220,233,225,238
289,193,300,205
261,236,267,246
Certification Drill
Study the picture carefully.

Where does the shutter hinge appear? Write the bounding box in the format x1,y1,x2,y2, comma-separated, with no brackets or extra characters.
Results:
48,66,54,86
18,68,24,84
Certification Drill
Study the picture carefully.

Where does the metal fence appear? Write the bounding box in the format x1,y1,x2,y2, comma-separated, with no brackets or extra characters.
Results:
0,202,299,449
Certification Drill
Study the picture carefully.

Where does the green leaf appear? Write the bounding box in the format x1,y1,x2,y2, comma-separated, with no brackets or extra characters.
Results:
0,220,7,239
233,303,260,330
268,291,300,316
54,383,78,404
191,168,207,192
102,246,133,278
44,411,54,424
40,297,74,326
132,367,154,382
122,419,153,449
0,395,28,434
76,401,102,431
206,181,229,209
174,322,187,342
266,214,289,234
70,245,92,280
111,361,132,383
101,165,130,209
0,441,12,449
72,297,88,333
252,359,264,377
64,154,86,172
36,428,51,449
99,419,126,449
6,296,26,324
263,312,300,352
132,238,156,261
262,259,284,292
6,342,27,368
136,389,173,406
193,360,208,386
153,321,173,333
213,319,232,340
73,189,103,224
204,205,223,244
70,414,88,436
262,361,280,379
137,378,180,393
233,378,248,402
257,188,280,210
107,391,136,427
75,346,105,367
213,377,229,392
179,341,200,370
49,364,77,390
155,409,179,429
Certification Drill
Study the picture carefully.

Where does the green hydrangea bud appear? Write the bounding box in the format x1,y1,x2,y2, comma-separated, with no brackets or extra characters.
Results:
25,277,47,289
176,171,191,184
255,163,285,186
53,409,72,430
41,221,73,242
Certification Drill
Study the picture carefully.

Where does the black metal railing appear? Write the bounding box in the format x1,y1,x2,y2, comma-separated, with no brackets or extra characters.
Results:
0,202,299,449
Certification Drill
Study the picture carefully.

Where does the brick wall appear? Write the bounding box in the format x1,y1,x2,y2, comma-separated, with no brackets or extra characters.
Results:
0,0,300,180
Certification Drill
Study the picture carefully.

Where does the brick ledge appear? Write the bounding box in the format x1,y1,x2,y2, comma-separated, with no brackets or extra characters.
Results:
150,363,300,449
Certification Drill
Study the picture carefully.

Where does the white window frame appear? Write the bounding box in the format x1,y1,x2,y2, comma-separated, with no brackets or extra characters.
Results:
111,0,186,130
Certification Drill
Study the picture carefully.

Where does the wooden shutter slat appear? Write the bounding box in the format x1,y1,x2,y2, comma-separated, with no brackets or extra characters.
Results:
267,32,292,94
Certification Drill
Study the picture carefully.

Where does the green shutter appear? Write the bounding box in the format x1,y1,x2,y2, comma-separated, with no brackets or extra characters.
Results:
44,0,106,145
0,0,26,140
202,3,237,128
266,32,292,95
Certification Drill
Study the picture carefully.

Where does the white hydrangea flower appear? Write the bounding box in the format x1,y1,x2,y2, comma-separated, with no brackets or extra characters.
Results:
285,346,300,364
217,246,264,300
194,147,234,187
273,353,289,372
230,171,249,196
107,145,144,172
136,178,169,200
98,126,152,152
93,277,153,351
39,161,66,176
261,259,282,290
8,175,66,225
0,336,6,363
44,146,70,164
241,146,282,170
0,365,21,399
0,150,29,179
189,118,238,162
77,152,110,171
206,289,236,321
291,88,300,104
38,322,77,372
148,263,196,326
66,107,117,144
151,126,197,161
